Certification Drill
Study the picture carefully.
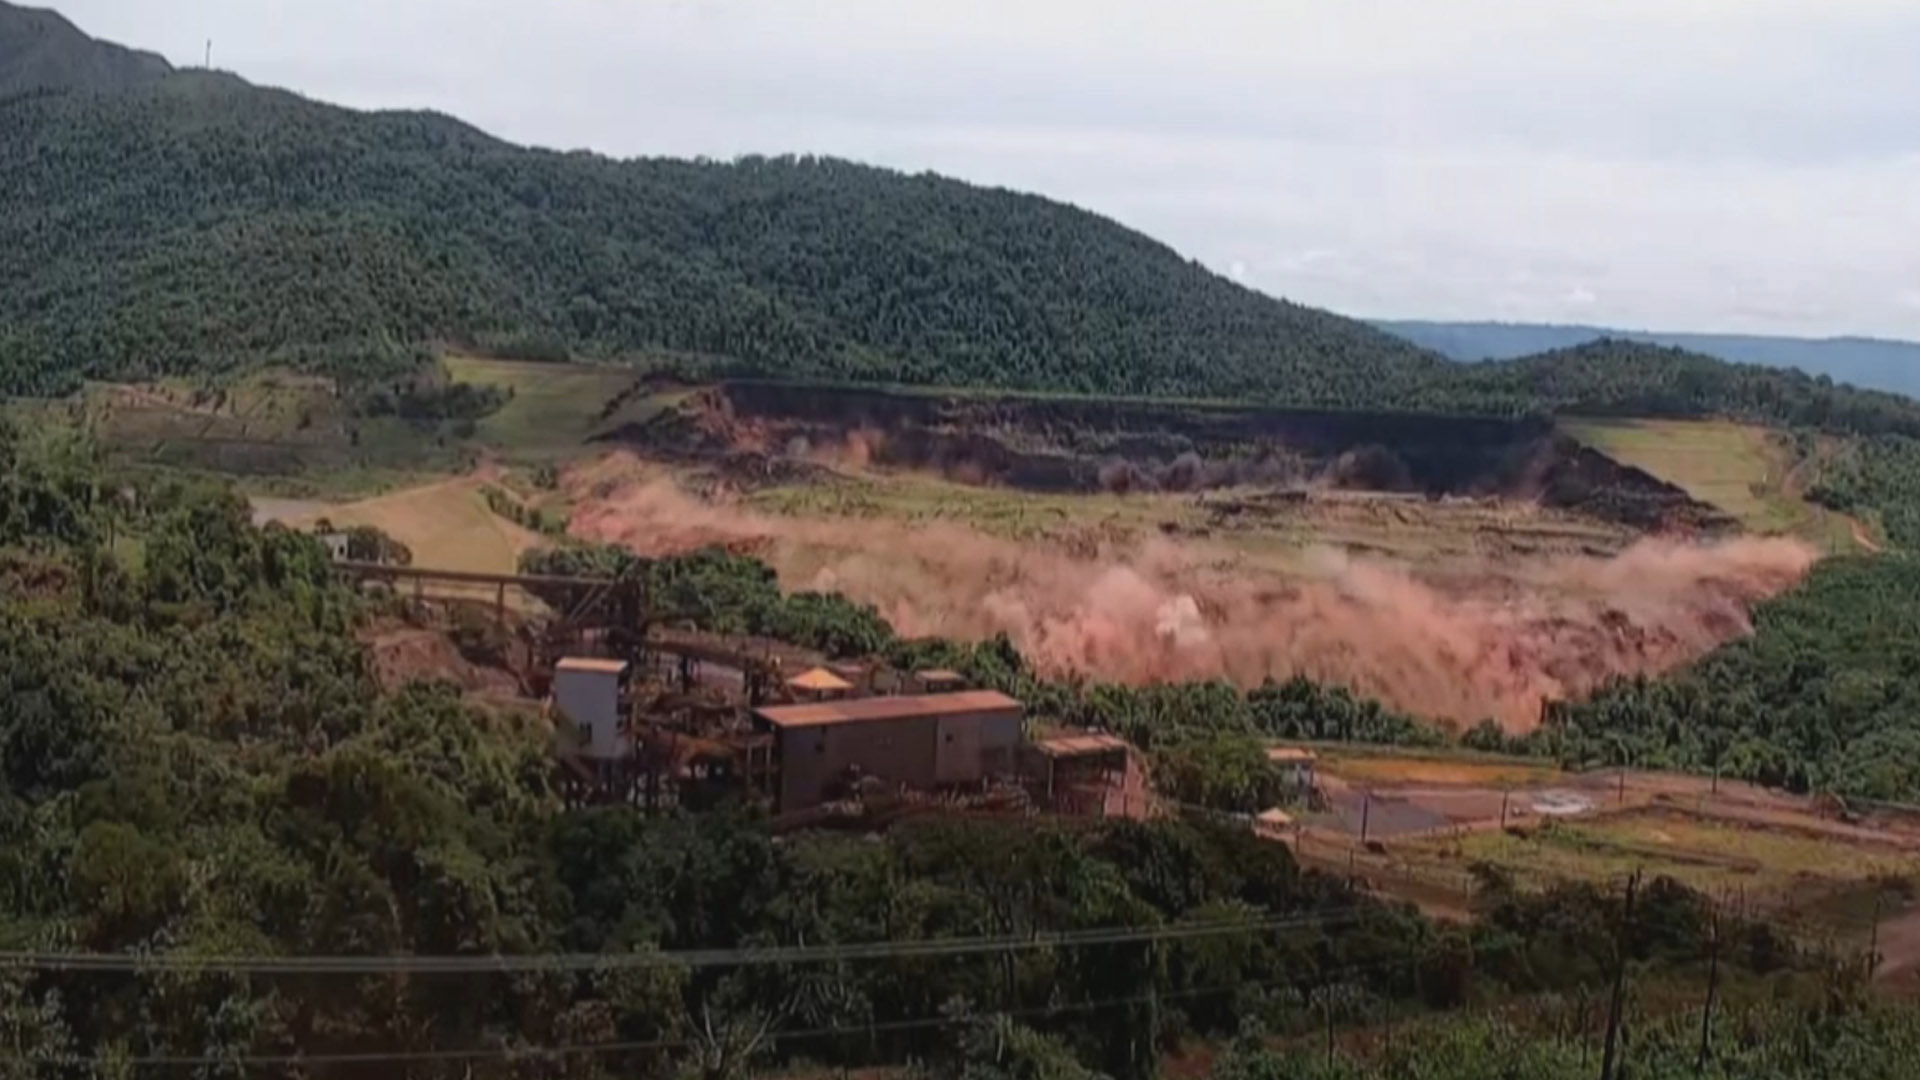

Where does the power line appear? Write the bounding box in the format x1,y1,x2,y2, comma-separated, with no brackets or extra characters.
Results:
0,909,1363,976
0,936,1506,1070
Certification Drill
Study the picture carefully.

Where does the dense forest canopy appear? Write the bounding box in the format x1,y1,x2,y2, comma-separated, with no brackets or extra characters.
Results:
9,418,1880,1076
1537,554,1920,802
1808,435,1920,549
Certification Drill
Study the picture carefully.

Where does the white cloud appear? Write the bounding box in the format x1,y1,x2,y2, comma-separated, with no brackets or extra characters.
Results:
50,0,1920,339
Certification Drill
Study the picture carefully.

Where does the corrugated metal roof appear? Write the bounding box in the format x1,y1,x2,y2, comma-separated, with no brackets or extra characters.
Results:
1033,733,1131,758
755,691,1021,729
556,657,629,675
1266,746,1318,763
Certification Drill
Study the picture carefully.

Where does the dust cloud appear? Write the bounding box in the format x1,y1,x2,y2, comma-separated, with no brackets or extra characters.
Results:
566,455,1816,732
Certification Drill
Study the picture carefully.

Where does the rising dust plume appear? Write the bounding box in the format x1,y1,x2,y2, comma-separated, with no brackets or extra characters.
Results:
567,454,1816,731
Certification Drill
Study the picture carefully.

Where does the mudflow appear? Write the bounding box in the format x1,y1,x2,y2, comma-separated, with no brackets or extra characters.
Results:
567,454,1816,732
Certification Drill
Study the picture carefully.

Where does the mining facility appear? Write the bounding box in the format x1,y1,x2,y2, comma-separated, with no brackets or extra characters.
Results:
338,560,1136,826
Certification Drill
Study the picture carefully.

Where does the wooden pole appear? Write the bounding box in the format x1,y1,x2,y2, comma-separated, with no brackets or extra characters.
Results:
1696,909,1720,1075
1869,887,1885,978
1323,985,1335,1071
1144,936,1160,1080
1600,871,1641,1080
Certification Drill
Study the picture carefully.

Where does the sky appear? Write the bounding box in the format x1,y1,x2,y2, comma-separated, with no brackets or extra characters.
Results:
54,0,1920,340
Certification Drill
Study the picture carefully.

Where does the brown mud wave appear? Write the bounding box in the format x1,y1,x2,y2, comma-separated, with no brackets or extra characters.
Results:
567,455,1816,732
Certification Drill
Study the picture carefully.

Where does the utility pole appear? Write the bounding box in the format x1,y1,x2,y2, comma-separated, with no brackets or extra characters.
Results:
1360,789,1372,843
1322,984,1335,1071
1599,871,1641,1080
1695,909,1720,1075
1143,936,1160,1080
1869,887,1886,980
1383,985,1397,1063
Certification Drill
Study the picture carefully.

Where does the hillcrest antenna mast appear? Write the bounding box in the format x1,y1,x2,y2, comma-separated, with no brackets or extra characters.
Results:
205,39,213,69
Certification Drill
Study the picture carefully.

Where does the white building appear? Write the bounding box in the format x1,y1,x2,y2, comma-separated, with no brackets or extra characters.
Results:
316,531,351,562
553,657,630,759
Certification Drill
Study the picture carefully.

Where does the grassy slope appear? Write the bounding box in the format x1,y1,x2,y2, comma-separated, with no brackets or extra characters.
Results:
281,475,547,575
1559,417,1865,551
1410,810,1911,900
438,354,691,459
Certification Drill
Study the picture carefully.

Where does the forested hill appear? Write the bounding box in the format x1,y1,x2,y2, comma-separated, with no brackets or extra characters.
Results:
1446,339,1920,438
1378,319,1920,399
0,1,170,96
0,66,1442,401
10,11,1920,444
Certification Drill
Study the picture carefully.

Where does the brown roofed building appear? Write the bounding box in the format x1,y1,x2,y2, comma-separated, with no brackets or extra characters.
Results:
1024,731,1133,815
754,691,1023,811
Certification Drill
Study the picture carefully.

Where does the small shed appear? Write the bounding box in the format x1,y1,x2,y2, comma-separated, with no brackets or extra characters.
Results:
1026,732,1132,804
1266,746,1318,790
830,661,872,692
554,657,630,760
914,669,967,692
1254,807,1295,840
786,666,855,700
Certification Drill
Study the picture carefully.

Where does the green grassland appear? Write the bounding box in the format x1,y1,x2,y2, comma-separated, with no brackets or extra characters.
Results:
15,356,675,497
743,467,1631,561
1309,746,1567,789
43,370,473,494
277,476,549,576
1560,417,1866,551
1404,809,1913,901
440,354,681,457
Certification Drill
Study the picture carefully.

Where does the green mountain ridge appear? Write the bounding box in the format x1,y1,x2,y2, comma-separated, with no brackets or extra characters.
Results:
0,49,1443,403
1378,318,1920,399
0,0,169,96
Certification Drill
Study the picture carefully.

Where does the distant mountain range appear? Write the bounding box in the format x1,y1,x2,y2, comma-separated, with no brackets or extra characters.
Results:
1376,320,1920,399
0,2,169,97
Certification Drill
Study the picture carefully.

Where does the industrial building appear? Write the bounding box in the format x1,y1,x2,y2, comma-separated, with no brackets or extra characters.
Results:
553,656,632,760
753,691,1024,812
1025,732,1133,816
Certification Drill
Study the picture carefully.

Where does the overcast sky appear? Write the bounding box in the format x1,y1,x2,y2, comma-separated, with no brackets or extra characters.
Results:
55,0,1920,340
